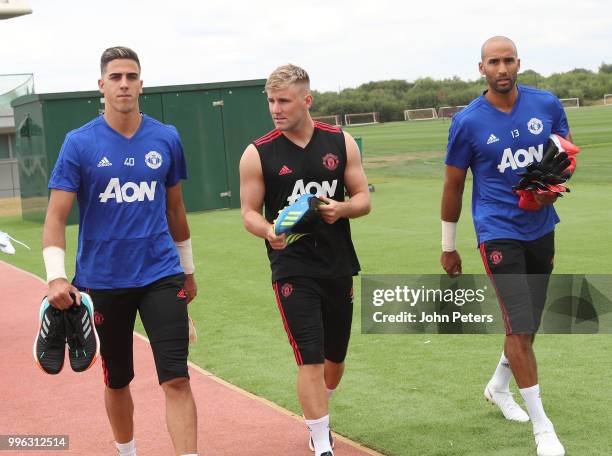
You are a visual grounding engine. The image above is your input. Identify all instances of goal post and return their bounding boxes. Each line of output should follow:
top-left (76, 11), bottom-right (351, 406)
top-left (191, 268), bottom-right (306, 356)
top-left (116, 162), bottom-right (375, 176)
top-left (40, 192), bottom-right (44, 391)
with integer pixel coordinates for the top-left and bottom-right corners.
top-left (312, 114), bottom-right (342, 126)
top-left (344, 112), bottom-right (379, 126)
top-left (559, 98), bottom-right (580, 109)
top-left (404, 107), bottom-right (438, 121)
top-left (438, 105), bottom-right (466, 119)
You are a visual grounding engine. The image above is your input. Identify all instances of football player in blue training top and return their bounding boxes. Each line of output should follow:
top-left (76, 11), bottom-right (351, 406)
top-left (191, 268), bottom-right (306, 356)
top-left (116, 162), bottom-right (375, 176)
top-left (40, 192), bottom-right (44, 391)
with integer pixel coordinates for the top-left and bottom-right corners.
top-left (41, 46), bottom-right (198, 456)
top-left (440, 36), bottom-right (574, 456)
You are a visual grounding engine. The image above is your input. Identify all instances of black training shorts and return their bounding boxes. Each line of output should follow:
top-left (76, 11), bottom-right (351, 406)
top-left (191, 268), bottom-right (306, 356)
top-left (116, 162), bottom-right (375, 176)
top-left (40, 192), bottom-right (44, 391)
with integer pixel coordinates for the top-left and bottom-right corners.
top-left (273, 276), bottom-right (353, 365)
top-left (479, 231), bottom-right (555, 335)
top-left (82, 273), bottom-right (189, 388)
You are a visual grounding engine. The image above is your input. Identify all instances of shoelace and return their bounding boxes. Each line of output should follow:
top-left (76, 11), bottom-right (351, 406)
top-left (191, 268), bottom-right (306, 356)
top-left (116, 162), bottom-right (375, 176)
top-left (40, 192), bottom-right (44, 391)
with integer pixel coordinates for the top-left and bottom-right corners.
top-left (45, 309), bottom-right (67, 349)
top-left (64, 308), bottom-right (87, 351)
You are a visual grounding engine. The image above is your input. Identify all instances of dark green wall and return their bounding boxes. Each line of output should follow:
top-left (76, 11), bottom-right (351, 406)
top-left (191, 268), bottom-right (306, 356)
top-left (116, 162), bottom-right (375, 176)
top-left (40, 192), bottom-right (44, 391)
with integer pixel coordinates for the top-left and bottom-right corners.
top-left (12, 80), bottom-right (273, 223)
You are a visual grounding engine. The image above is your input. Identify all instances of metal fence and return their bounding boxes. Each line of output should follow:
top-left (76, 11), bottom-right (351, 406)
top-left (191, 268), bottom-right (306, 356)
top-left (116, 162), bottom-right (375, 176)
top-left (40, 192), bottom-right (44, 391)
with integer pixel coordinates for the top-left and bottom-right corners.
top-left (0, 159), bottom-right (19, 197)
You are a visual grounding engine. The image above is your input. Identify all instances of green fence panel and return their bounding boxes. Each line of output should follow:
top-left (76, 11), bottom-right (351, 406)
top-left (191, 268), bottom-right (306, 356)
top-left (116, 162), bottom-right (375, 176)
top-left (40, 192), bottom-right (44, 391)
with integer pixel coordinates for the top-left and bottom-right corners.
top-left (161, 90), bottom-right (229, 212)
top-left (11, 79), bottom-right (270, 223)
top-left (220, 86), bottom-right (273, 208)
top-left (13, 93), bottom-right (101, 223)
top-left (139, 93), bottom-right (164, 121)
top-left (354, 136), bottom-right (363, 160)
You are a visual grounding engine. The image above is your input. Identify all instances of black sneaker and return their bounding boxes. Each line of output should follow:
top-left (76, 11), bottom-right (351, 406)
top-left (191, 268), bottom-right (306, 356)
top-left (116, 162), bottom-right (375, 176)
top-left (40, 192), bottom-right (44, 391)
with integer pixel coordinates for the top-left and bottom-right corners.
top-left (33, 297), bottom-right (66, 375)
top-left (64, 292), bottom-right (99, 372)
top-left (309, 431), bottom-right (334, 452)
top-left (319, 452), bottom-right (334, 456)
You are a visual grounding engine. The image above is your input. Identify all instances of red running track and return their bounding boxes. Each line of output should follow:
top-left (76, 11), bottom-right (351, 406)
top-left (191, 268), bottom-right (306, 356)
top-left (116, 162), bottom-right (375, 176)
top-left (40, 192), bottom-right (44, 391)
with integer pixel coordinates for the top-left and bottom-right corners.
top-left (0, 261), bottom-right (383, 456)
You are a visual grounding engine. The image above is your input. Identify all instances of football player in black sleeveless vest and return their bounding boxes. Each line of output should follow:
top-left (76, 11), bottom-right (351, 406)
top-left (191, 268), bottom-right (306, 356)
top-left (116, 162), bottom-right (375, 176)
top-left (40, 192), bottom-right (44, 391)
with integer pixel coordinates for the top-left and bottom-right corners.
top-left (240, 64), bottom-right (370, 456)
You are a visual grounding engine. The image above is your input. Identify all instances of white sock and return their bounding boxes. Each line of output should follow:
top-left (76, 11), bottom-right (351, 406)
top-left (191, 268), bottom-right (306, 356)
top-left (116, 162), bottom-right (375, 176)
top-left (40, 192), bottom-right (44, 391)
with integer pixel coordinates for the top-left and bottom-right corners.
top-left (327, 387), bottom-right (336, 401)
top-left (181, 454), bottom-right (198, 456)
top-left (305, 414), bottom-right (332, 455)
top-left (520, 384), bottom-right (554, 434)
top-left (489, 352), bottom-right (513, 391)
top-left (115, 439), bottom-right (136, 456)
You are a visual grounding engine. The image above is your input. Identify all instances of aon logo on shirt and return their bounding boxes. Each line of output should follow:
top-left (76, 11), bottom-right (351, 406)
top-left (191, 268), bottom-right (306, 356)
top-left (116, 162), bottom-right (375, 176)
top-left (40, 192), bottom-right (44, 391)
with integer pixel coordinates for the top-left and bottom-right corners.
top-left (99, 178), bottom-right (157, 203)
top-left (287, 179), bottom-right (338, 204)
top-left (497, 144), bottom-right (544, 173)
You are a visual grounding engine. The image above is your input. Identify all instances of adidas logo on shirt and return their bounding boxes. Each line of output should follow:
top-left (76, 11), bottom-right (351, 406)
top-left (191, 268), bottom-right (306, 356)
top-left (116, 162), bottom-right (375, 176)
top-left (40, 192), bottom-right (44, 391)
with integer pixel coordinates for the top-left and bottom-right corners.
top-left (486, 134), bottom-right (499, 145)
top-left (97, 157), bottom-right (112, 167)
top-left (279, 165), bottom-right (293, 176)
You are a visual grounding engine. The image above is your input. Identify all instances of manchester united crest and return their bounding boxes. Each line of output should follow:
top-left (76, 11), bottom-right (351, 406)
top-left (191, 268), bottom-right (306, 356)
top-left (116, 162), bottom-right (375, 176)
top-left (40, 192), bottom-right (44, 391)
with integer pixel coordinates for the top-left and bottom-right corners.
top-left (322, 153), bottom-right (339, 171)
top-left (527, 118), bottom-right (543, 135)
top-left (281, 283), bottom-right (293, 298)
top-left (490, 250), bottom-right (503, 265)
top-left (94, 310), bottom-right (104, 326)
top-left (145, 150), bottom-right (162, 169)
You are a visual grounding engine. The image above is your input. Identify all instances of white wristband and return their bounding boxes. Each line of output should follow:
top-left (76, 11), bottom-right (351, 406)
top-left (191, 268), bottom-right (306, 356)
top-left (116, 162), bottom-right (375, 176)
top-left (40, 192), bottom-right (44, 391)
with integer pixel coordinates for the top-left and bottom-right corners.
top-left (43, 246), bottom-right (68, 283)
top-left (175, 238), bottom-right (195, 274)
top-left (441, 221), bottom-right (457, 252)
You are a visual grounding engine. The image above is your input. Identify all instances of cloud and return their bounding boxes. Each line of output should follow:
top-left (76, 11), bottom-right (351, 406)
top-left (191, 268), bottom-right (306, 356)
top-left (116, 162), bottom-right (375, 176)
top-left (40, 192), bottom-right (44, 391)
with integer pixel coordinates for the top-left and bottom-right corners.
top-left (1, 0), bottom-right (610, 94)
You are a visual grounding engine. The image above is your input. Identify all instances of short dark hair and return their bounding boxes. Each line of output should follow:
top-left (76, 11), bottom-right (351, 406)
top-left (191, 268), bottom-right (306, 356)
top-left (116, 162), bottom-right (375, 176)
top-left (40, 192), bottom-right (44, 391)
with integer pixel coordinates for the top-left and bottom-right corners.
top-left (100, 46), bottom-right (141, 74)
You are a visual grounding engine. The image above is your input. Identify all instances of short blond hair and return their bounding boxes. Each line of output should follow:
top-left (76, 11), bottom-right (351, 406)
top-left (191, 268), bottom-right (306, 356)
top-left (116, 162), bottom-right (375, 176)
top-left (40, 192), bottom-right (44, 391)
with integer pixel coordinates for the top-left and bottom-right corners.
top-left (265, 64), bottom-right (310, 92)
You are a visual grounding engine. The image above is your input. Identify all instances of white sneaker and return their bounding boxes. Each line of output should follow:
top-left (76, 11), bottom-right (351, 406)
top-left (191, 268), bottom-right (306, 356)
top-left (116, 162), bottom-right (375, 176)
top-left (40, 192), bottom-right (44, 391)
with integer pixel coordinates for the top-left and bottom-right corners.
top-left (535, 429), bottom-right (565, 456)
top-left (0, 231), bottom-right (30, 255)
top-left (0, 231), bottom-right (16, 254)
top-left (484, 382), bottom-right (530, 422)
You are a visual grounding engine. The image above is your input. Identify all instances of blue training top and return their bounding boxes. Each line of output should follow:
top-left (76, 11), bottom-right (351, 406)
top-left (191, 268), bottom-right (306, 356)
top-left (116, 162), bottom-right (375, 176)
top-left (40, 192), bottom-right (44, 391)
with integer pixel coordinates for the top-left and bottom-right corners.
top-left (445, 85), bottom-right (570, 244)
top-left (48, 114), bottom-right (187, 289)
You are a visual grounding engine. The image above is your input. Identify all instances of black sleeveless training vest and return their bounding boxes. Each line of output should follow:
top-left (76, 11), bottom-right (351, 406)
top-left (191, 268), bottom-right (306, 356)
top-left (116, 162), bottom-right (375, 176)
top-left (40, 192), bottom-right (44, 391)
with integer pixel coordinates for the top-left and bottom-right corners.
top-left (253, 121), bottom-right (361, 281)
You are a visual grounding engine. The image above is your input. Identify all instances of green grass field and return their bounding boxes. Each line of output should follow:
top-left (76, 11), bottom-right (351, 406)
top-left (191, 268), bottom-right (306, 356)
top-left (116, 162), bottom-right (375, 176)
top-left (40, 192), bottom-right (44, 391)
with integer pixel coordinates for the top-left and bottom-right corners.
top-left (2, 106), bottom-right (611, 455)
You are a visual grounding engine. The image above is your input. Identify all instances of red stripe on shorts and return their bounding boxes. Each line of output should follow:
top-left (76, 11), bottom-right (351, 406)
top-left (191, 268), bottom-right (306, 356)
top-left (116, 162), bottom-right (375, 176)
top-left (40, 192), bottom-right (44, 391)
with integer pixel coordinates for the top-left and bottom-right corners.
top-left (479, 243), bottom-right (513, 334)
top-left (273, 281), bottom-right (303, 365)
top-left (100, 355), bottom-right (109, 386)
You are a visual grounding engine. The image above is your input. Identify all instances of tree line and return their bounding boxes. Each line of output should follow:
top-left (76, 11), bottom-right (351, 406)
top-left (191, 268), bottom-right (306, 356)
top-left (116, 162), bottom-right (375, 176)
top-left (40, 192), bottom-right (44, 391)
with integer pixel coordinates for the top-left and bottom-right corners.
top-left (311, 64), bottom-right (612, 122)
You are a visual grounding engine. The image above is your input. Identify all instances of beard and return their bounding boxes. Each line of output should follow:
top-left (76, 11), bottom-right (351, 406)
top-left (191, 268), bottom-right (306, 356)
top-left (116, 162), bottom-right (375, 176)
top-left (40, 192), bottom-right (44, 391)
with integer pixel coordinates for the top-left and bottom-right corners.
top-left (487, 75), bottom-right (517, 94)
